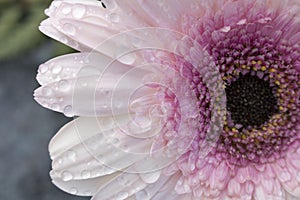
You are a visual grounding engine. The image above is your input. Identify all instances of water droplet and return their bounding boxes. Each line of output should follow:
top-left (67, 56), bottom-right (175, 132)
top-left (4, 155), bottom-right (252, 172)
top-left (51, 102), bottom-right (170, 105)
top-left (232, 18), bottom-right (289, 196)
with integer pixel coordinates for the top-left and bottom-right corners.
top-left (51, 103), bottom-right (59, 110)
top-left (101, 117), bottom-right (114, 127)
top-left (83, 190), bottom-right (92, 196)
top-left (122, 144), bottom-right (129, 152)
top-left (63, 105), bottom-right (74, 117)
top-left (132, 37), bottom-right (142, 47)
top-left (39, 64), bottom-right (48, 73)
top-left (58, 158), bottom-right (63, 164)
top-left (163, 5), bottom-right (169, 11)
top-left (58, 80), bottom-right (71, 91)
top-left (237, 19), bottom-right (247, 25)
top-left (62, 171), bottom-right (73, 181)
top-left (52, 1), bottom-right (62, 7)
top-left (81, 82), bottom-right (88, 87)
top-left (117, 176), bottom-right (130, 186)
top-left (139, 170), bottom-right (161, 184)
top-left (58, 35), bottom-right (68, 44)
top-left (63, 23), bottom-right (76, 36)
top-left (66, 150), bottom-right (76, 162)
top-left (116, 192), bottom-right (129, 200)
top-left (62, 6), bottom-right (71, 14)
top-left (111, 138), bottom-right (119, 144)
top-left (109, 13), bottom-right (120, 23)
top-left (118, 54), bottom-right (136, 65)
top-left (78, 66), bottom-right (100, 76)
top-left (68, 40), bottom-right (79, 49)
top-left (72, 5), bottom-right (86, 19)
top-left (70, 187), bottom-right (78, 195)
top-left (94, 151), bottom-right (103, 160)
top-left (42, 86), bottom-right (53, 96)
top-left (81, 170), bottom-right (91, 179)
top-left (135, 115), bottom-right (152, 130)
top-left (114, 102), bottom-right (123, 109)
top-left (44, 8), bottom-right (51, 15)
top-left (135, 190), bottom-right (149, 200)
top-left (220, 26), bottom-right (231, 33)
top-left (156, 0), bottom-right (163, 6)
top-left (103, 166), bottom-right (115, 174)
top-left (102, 0), bottom-right (116, 10)
top-left (51, 65), bottom-right (62, 74)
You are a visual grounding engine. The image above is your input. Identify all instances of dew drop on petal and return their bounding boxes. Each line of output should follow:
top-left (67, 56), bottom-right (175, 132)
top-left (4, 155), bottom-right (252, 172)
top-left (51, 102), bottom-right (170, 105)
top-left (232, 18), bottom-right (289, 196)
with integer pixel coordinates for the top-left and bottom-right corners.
top-left (109, 13), bottom-right (120, 23)
top-left (101, 117), bottom-right (114, 127)
top-left (103, 166), bottom-right (115, 174)
top-left (51, 65), bottom-right (62, 74)
top-left (42, 86), bottom-right (53, 96)
top-left (58, 80), bottom-right (71, 91)
top-left (221, 26), bottom-right (231, 33)
top-left (69, 187), bottom-right (78, 195)
top-left (60, 36), bottom-right (68, 44)
top-left (139, 170), bottom-right (161, 184)
top-left (102, 0), bottom-right (116, 10)
top-left (111, 138), bottom-right (120, 144)
top-left (39, 64), bottom-right (48, 73)
top-left (63, 105), bottom-right (74, 117)
top-left (237, 19), bottom-right (247, 25)
top-left (58, 158), bottom-right (63, 164)
top-left (122, 144), bottom-right (129, 152)
top-left (163, 5), bottom-right (169, 12)
top-left (51, 103), bottom-right (59, 110)
top-left (62, 171), bottom-right (73, 181)
top-left (135, 190), bottom-right (149, 200)
top-left (78, 66), bottom-right (100, 76)
top-left (132, 37), bottom-right (142, 47)
top-left (63, 23), bottom-right (76, 36)
top-left (83, 191), bottom-right (92, 196)
top-left (66, 150), bottom-right (76, 162)
top-left (81, 170), bottom-right (91, 179)
top-left (72, 5), bottom-right (86, 19)
top-left (62, 5), bottom-right (71, 15)
top-left (116, 192), bottom-right (129, 200)
top-left (118, 176), bottom-right (130, 186)
top-left (117, 53), bottom-right (136, 65)
top-left (52, 1), bottom-right (62, 7)
top-left (44, 8), bottom-right (51, 16)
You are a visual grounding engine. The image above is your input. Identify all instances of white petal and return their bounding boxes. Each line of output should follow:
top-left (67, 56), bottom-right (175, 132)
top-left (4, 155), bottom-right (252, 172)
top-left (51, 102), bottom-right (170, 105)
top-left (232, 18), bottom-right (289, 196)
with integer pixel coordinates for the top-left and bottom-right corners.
top-left (37, 52), bottom-right (133, 86)
top-left (39, 18), bottom-right (89, 51)
top-left (51, 171), bottom-right (121, 196)
top-left (151, 173), bottom-right (191, 200)
top-left (253, 178), bottom-right (285, 200)
top-left (49, 116), bottom-right (121, 159)
top-left (286, 191), bottom-right (300, 200)
top-left (91, 172), bottom-right (148, 200)
top-left (34, 64), bottom-right (152, 117)
top-left (42, 0), bottom-right (204, 48)
top-left (133, 174), bottom-right (176, 200)
top-left (42, 0), bottom-right (198, 61)
top-left (130, 0), bottom-right (203, 30)
top-left (49, 116), bottom-right (156, 180)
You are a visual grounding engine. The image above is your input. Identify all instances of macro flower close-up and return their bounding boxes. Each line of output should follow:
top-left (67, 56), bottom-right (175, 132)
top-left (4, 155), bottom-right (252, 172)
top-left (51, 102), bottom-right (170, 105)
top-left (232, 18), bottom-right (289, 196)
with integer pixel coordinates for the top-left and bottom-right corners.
top-left (34, 0), bottom-right (300, 199)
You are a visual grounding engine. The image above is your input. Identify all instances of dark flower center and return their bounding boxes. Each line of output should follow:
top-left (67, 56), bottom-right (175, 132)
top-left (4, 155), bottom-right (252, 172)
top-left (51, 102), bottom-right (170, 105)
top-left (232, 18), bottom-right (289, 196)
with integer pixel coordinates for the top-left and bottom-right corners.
top-left (202, 19), bottom-right (300, 165)
top-left (226, 74), bottom-right (279, 129)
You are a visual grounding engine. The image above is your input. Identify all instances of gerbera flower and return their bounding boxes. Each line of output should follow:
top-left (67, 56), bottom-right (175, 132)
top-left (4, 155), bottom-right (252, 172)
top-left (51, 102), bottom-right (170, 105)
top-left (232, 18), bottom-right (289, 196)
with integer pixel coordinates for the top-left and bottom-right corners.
top-left (34, 0), bottom-right (300, 199)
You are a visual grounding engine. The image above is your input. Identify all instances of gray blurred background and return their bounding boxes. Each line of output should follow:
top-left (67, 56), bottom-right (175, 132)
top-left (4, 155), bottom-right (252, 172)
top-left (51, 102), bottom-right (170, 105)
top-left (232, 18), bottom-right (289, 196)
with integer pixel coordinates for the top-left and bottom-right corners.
top-left (0, 1), bottom-right (88, 199)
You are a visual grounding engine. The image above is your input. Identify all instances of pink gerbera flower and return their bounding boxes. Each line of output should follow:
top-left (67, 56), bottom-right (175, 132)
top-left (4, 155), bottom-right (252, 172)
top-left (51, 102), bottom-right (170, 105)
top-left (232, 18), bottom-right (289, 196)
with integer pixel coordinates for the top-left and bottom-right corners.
top-left (34, 0), bottom-right (300, 199)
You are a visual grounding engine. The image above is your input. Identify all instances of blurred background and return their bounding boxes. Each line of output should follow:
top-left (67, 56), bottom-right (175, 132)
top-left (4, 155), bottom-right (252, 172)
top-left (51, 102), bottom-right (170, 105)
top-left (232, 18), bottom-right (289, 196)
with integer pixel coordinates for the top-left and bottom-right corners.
top-left (0, 0), bottom-right (88, 199)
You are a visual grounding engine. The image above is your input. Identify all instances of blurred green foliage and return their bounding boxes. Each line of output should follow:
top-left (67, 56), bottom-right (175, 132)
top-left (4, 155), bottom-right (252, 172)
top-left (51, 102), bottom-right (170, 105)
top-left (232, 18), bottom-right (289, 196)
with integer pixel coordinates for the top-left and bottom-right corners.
top-left (0, 0), bottom-right (74, 60)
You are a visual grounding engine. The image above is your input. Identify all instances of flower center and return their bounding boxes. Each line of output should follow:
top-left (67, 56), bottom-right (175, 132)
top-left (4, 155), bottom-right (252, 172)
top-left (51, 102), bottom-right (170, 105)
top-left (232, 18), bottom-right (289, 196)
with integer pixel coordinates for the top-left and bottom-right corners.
top-left (226, 73), bottom-right (278, 129)
top-left (199, 20), bottom-right (300, 165)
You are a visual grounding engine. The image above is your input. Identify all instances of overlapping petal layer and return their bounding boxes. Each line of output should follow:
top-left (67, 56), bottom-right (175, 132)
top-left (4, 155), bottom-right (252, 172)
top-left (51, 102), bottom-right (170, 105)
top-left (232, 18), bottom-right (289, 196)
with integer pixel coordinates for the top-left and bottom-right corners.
top-left (35, 0), bottom-right (300, 199)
